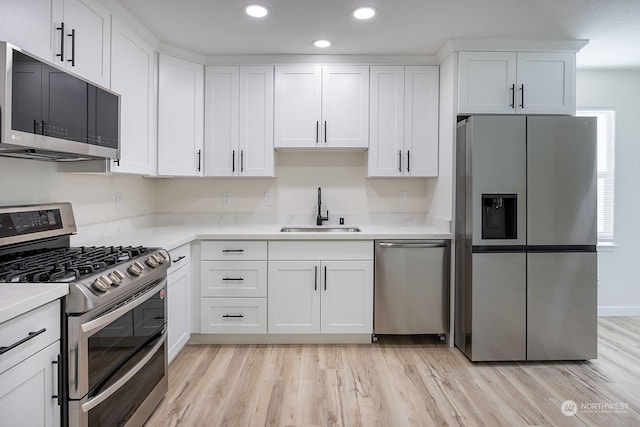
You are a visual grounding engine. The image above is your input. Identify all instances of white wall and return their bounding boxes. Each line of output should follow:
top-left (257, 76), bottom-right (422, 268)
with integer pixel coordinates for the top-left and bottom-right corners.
top-left (577, 69), bottom-right (640, 316)
top-left (0, 157), bottom-right (155, 226)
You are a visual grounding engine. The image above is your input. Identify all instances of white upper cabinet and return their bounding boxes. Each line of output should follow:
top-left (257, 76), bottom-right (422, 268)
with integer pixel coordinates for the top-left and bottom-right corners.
top-left (0, 0), bottom-right (110, 87)
top-left (109, 18), bottom-right (155, 175)
top-left (158, 54), bottom-right (204, 177)
top-left (275, 65), bottom-right (369, 148)
top-left (204, 65), bottom-right (274, 177)
top-left (458, 51), bottom-right (575, 115)
top-left (368, 65), bottom-right (438, 177)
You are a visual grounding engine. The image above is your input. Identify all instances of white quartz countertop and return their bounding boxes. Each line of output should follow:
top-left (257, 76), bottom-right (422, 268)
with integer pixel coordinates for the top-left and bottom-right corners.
top-left (0, 284), bottom-right (68, 324)
top-left (75, 223), bottom-right (452, 251)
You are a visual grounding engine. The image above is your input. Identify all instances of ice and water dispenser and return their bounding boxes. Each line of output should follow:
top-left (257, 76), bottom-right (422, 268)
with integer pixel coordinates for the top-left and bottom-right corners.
top-left (481, 194), bottom-right (517, 239)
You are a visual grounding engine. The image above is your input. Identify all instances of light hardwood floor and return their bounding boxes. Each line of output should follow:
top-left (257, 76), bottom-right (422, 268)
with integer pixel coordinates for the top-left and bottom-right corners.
top-left (146, 318), bottom-right (640, 426)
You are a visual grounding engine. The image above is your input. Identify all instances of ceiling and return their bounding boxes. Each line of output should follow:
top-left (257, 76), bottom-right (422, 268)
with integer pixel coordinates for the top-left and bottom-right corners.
top-left (119, 0), bottom-right (640, 69)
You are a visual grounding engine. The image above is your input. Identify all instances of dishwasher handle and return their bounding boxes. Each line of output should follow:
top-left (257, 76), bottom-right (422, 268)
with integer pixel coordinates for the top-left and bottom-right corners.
top-left (377, 242), bottom-right (448, 249)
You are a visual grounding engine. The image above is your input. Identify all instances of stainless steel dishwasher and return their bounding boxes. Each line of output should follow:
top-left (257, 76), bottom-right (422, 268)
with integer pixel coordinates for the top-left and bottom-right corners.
top-left (374, 240), bottom-right (450, 335)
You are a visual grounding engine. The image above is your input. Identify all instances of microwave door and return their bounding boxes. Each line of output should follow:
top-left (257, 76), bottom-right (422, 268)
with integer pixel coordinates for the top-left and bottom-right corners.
top-left (11, 61), bottom-right (43, 134)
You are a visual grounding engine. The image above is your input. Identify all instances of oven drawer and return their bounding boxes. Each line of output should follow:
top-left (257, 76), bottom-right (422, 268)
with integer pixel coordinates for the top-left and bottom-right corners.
top-left (0, 301), bottom-right (60, 375)
top-left (168, 244), bottom-right (191, 275)
top-left (201, 241), bottom-right (267, 261)
top-left (200, 298), bottom-right (267, 334)
top-left (201, 261), bottom-right (267, 297)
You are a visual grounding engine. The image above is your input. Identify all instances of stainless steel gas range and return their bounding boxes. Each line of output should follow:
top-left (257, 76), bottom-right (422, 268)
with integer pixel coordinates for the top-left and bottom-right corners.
top-left (0, 203), bottom-right (170, 426)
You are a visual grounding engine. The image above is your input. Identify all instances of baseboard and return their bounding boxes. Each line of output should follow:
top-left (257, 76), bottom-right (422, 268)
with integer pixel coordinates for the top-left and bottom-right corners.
top-left (188, 333), bottom-right (373, 345)
top-left (598, 306), bottom-right (640, 316)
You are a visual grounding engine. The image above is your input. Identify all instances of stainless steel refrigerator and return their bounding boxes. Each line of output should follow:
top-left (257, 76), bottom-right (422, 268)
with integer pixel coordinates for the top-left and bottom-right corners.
top-left (455, 115), bottom-right (597, 362)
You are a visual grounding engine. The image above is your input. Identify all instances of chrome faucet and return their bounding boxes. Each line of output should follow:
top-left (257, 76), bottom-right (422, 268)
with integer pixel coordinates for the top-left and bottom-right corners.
top-left (316, 187), bottom-right (329, 226)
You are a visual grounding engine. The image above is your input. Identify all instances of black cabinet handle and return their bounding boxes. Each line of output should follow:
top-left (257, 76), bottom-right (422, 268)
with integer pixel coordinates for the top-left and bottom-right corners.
top-left (398, 150), bottom-right (402, 172)
top-left (114, 158), bottom-right (120, 166)
top-left (56, 23), bottom-right (65, 61)
top-left (41, 120), bottom-right (46, 135)
top-left (222, 314), bottom-right (244, 318)
top-left (52, 354), bottom-right (62, 406)
top-left (314, 265), bottom-right (318, 291)
top-left (324, 121), bottom-right (327, 143)
top-left (174, 255), bottom-right (186, 263)
top-left (510, 83), bottom-right (515, 108)
top-left (407, 150), bottom-right (410, 173)
top-left (232, 149), bottom-right (235, 172)
top-left (222, 249), bottom-right (244, 253)
top-left (222, 277), bottom-right (244, 281)
top-left (240, 150), bottom-right (244, 172)
top-left (0, 328), bottom-right (46, 355)
top-left (197, 149), bottom-right (202, 172)
top-left (316, 121), bottom-right (319, 143)
top-left (520, 84), bottom-right (524, 108)
top-left (324, 265), bottom-right (327, 291)
top-left (67, 28), bottom-right (76, 66)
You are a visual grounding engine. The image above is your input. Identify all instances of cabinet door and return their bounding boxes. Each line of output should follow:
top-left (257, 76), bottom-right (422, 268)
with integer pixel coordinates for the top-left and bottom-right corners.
top-left (321, 261), bottom-right (373, 334)
top-left (168, 264), bottom-right (191, 363)
top-left (516, 52), bottom-right (575, 115)
top-left (158, 54), bottom-right (204, 176)
top-left (268, 261), bottom-right (320, 333)
top-left (368, 66), bottom-right (404, 177)
top-left (404, 66), bottom-right (439, 177)
top-left (0, 342), bottom-right (60, 427)
top-left (458, 51), bottom-right (517, 114)
top-left (204, 66), bottom-right (239, 177)
top-left (322, 66), bottom-right (369, 148)
top-left (0, 0), bottom-right (61, 62)
top-left (60, 0), bottom-right (111, 87)
top-left (274, 65), bottom-right (322, 148)
top-left (110, 18), bottom-right (155, 175)
top-left (239, 65), bottom-right (274, 176)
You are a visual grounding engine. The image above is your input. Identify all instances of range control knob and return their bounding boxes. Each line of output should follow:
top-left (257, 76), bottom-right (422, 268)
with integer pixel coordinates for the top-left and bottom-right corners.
top-left (156, 250), bottom-right (170, 264)
top-left (145, 254), bottom-right (159, 268)
top-left (92, 275), bottom-right (113, 293)
top-left (127, 261), bottom-right (145, 277)
top-left (108, 270), bottom-right (125, 286)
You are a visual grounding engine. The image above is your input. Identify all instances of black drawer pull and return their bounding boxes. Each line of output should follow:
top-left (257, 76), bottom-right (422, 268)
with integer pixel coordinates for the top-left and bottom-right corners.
top-left (222, 314), bottom-right (245, 318)
top-left (0, 328), bottom-right (46, 355)
top-left (174, 255), bottom-right (186, 263)
top-left (222, 277), bottom-right (244, 281)
top-left (222, 249), bottom-right (244, 253)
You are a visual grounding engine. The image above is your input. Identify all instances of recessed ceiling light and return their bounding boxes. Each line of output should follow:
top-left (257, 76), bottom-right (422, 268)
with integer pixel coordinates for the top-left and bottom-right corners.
top-left (313, 40), bottom-right (331, 48)
top-left (353, 7), bottom-right (376, 20)
top-left (245, 4), bottom-right (268, 18)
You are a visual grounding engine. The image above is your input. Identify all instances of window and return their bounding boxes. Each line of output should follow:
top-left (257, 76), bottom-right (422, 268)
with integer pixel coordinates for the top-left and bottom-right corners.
top-left (577, 109), bottom-right (615, 243)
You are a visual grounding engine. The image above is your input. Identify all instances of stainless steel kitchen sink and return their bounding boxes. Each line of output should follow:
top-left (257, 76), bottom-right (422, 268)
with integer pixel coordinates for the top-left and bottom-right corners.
top-left (280, 226), bottom-right (361, 233)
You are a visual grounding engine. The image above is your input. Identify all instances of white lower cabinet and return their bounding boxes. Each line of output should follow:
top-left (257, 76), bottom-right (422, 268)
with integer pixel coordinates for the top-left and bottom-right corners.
top-left (200, 241), bottom-right (268, 334)
top-left (268, 241), bottom-right (373, 334)
top-left (0, 301), bottom-right (61, 427)
top-left (167, 244), bottom-right (191, 363)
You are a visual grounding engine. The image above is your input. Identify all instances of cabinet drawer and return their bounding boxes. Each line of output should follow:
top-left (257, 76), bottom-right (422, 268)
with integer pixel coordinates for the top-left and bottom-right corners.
top-left (201, 241), bottom-right (267, 260)
top-left (200, 298), bottom-right (267, 334)
top-left (168, 244), bottom-right (191, 274)
top-left (0, 301), bottom-right (60, 375)
top-left (201, 261), bottom-right (267, 297)
top-left (269, 241), bottom-right (373, 261)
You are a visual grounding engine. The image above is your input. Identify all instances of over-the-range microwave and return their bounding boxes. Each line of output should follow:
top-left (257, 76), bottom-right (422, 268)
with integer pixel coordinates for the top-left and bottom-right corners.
top-left (0, 41), bottom-right (120, 161)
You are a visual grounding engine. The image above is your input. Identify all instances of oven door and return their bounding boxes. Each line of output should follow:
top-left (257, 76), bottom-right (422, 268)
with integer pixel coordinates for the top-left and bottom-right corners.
top-left (67, 279), bottom-right (168, 427)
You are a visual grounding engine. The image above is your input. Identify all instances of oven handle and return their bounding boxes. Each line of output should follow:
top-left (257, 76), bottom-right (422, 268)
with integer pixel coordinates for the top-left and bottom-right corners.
top-left (81, 279), bottom-right (166, 336)
top-left (81, 330), bottom-right (166, 413)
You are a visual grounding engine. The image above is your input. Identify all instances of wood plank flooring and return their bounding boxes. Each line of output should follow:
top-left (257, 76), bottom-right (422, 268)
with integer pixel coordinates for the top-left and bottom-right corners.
top-left (145, 317), bottom-right (640, 426)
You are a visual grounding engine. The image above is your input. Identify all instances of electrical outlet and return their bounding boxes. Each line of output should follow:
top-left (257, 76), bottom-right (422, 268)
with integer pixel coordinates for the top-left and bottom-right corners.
top-left (223, 192), bottom-right (231, 205)
top-left (400, 191), bottom-right (408, 205)
top-left (115, 193), bottom-right (123, 209)
top-left (264, 192), bottom-right (273, 206)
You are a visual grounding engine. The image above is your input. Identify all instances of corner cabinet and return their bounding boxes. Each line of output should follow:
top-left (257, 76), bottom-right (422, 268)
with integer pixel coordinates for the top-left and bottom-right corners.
top-left (368, 66), bottom-right (439, 177)
top-left (158, 54), bottom-right (204, 176)
top-left (204, 66), bottom-right (274, 177)
top-left (167, 244), bottom-right (191, 363)
top-left (109, 18), bottom-right (156, 175)
top-left (274, 65), bottom-right (369, 149)
top-left (268, 241), bottom-right (373, 334)
top-left (458, 51), bottom-right (575, 115)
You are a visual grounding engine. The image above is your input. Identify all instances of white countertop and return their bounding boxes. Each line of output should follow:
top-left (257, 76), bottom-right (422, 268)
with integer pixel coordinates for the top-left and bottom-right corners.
top-left (75, 223), bottom-right (452, 250)
top-left (0, 284), bottom-right (68, 324)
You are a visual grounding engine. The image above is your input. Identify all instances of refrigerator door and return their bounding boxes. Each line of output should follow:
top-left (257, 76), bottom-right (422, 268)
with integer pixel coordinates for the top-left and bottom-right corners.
top-left (527, 252), bottom-right (597, 360)
top-left (526, 116), bottom-right (597, 246)
top-left (470, 252), bottom-right (526, 361)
